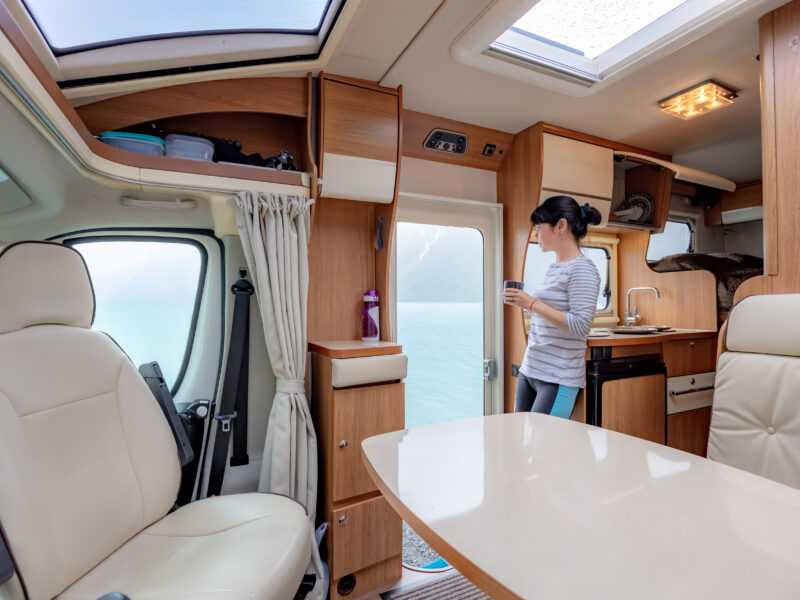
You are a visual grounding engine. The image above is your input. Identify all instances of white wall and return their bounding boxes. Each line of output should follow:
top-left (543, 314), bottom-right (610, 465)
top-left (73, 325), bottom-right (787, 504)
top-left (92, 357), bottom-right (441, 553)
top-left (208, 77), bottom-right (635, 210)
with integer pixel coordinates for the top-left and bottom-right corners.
top-left (723, 220), bottom-right (764, 257)
top-left (399, 156), bottom-right (497, 202)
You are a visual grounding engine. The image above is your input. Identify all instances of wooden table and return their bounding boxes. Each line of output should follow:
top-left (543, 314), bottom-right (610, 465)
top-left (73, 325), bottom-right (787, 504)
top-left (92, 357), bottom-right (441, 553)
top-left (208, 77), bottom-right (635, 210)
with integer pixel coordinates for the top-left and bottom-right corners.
top-left (362, 413), bottom-right (800, 599)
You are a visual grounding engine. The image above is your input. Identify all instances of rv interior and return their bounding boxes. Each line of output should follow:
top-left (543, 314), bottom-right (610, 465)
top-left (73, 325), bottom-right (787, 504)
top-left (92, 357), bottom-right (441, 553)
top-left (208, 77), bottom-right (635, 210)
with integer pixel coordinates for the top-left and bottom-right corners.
top-left (0, 0), bottom-right (799, 598)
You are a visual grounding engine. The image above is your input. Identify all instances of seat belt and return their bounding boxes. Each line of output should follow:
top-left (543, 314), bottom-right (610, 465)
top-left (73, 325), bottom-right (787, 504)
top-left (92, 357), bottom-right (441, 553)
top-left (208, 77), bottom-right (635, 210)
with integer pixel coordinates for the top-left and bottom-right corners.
top-left (0, 524), bottom-right (13, 584)
top-left (207, 272), bottom-right (255, 496)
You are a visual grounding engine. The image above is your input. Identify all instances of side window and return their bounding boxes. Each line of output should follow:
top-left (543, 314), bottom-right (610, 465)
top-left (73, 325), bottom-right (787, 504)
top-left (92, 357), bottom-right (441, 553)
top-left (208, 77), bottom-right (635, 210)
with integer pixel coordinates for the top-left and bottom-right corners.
top-left (524, 243), bottom-right (610, 311)
top-left (69, 238), bottom-right (206, 391)
top-left (647, 219), bottom-right (695, 261)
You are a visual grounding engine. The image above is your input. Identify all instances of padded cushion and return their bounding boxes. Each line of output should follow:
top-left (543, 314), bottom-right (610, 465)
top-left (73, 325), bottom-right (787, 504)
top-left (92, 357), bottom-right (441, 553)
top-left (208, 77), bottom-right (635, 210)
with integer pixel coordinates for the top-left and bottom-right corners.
top-left (0, 325), bottom-right (181, 599)
top-left (0, 241), bottom-right (94, 334)
top-left (57, 493), bottom-right (311, 600)
top-left (726, 293), bottom-right (800, 356)
top-left (331, 353), bottom-right (408, 388)
top-left (708, 352), bottom-right (800, 490)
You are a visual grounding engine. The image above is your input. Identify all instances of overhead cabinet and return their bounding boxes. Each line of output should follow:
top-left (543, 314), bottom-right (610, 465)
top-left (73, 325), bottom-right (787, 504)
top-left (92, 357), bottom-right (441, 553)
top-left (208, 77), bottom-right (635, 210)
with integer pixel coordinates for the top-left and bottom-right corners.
top-left (319, 74), bottom-right (401, 204)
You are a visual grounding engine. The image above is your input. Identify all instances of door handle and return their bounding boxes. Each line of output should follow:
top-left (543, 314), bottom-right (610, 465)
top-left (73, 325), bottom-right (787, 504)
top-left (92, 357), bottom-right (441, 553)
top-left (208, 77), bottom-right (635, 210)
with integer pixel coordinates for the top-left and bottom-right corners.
top-left (483, 359), bottom-right (496, 382)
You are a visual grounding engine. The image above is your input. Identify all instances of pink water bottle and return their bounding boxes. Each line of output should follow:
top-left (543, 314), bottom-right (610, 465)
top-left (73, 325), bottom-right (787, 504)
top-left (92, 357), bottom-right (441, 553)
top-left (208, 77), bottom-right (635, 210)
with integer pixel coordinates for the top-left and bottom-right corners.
top-left (361, 289), bottom-right (380, 342)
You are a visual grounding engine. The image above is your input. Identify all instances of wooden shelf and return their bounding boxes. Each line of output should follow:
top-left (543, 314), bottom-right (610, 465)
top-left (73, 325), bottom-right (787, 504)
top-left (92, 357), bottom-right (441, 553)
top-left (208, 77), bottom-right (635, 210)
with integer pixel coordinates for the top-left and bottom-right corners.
top-left (76, 76), bottom-right (316, 187)
top-left (309, 340), bottom-right (402, 359)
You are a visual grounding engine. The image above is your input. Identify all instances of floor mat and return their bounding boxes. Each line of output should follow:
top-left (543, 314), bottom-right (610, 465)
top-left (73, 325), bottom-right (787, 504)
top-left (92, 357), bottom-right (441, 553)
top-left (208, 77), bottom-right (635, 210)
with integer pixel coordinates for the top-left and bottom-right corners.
top-left (379, 573), bottom-right (489, 599)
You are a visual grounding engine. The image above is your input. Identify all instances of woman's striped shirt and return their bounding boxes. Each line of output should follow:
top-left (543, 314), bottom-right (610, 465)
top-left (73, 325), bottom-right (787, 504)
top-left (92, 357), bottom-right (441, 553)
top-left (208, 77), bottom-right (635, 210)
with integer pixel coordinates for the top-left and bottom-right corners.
top-left (520, 255), bottom-right (600, 388)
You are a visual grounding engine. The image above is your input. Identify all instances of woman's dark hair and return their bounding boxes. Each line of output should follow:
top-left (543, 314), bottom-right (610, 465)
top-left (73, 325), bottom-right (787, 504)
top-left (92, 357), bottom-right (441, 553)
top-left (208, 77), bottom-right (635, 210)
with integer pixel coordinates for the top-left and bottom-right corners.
top-left (531, 195), bottom-right (602, 241)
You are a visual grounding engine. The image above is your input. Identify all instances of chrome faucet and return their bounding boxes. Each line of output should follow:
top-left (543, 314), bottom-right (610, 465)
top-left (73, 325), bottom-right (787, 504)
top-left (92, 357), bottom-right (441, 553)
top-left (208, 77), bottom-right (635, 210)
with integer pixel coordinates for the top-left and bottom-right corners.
top-left (624, 287), bottom-right (660, 326)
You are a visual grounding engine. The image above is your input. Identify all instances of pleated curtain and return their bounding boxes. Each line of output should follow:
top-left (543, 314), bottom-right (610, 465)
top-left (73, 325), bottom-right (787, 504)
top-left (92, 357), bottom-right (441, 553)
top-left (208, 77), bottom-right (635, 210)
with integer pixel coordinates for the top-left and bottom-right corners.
top-left (233, 190), bottom-right (323, 600)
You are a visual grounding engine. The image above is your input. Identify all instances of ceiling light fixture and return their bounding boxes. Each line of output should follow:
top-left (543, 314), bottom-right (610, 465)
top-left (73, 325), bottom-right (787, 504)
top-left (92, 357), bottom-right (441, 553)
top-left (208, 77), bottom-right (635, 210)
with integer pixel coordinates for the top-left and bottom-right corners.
top-left (658, 80), bottom-right (737, 120)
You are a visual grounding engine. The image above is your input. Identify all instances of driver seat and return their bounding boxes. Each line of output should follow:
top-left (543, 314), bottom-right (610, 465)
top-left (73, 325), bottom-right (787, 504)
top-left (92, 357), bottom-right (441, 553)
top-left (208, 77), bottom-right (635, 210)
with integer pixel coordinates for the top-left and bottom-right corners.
top-left (0, 241), bottom-right (310, 599)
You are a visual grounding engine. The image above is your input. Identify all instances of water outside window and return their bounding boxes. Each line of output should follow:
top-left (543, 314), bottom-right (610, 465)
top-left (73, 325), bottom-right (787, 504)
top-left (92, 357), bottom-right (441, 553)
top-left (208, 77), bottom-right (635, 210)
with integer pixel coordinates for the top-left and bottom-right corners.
top-left (397, 223), bottom-right (485, 429)
top-left (71, 240), bottom-right (203, 391)
top-left (396, 222), bottom-right (484, 569)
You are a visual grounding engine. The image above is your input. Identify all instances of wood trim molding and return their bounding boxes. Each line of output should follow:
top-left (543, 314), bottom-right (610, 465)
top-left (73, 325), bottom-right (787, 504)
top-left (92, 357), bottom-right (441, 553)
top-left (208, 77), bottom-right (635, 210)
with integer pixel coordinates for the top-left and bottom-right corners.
top-left (402, 110), bottom-right (513, 171)
top-left (540, 123), bottom-right (672, 161)
top-left (321, 72), bottom-right (401, 96)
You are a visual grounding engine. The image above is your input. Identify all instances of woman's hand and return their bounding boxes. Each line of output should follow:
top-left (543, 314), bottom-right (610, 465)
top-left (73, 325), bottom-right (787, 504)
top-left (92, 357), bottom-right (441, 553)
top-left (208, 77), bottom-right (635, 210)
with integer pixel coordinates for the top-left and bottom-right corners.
top-left (503, 288), bottom-right (535, 310)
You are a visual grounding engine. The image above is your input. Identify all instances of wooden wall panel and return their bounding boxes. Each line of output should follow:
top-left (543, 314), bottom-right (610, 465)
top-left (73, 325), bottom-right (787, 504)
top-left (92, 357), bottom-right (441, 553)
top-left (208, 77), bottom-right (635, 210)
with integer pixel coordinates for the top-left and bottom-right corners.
top-left (616, 230), bottom-right (717, 330)
top-left (736, 3), bottom-right (800, 300)
top-left (402, 110), bottom-right (513, 171)
top-left (497, 123), bottom-right (544, 412)
top-left (308, 198), bottom-right (376, 342)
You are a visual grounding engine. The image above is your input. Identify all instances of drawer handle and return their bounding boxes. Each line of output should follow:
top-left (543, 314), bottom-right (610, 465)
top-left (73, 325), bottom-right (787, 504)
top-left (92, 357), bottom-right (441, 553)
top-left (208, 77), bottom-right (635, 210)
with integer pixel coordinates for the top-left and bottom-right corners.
top-left (339, 515), bottom-right (347, 527)
top-left (689, 341), bottom-right (696, 347)
top-left (338, 440), bottom-right (348, 450)
top-left (670, 386), bottom-right (714, 397)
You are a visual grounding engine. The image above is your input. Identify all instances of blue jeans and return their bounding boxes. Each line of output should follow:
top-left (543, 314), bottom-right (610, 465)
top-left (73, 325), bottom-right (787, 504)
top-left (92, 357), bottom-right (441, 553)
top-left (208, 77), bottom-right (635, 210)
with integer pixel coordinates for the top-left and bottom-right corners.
top-left (515, 374), bottom-right (579, 419)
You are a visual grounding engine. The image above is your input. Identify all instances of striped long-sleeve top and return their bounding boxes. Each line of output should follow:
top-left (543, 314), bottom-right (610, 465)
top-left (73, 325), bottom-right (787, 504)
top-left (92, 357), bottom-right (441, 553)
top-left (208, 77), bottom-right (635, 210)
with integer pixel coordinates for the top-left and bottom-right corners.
top-left (520, 255), bottom-right (600, 388)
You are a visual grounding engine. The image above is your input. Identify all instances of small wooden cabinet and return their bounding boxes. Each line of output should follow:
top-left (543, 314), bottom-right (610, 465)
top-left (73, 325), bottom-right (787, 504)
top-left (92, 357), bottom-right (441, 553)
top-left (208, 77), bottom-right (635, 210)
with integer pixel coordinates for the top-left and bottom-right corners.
top-left (602, 374), bottom-right (666, 444)
top-left (667, 406), bottom-right (712, 456)
top-left (310, 342), bottom-right (406, 600)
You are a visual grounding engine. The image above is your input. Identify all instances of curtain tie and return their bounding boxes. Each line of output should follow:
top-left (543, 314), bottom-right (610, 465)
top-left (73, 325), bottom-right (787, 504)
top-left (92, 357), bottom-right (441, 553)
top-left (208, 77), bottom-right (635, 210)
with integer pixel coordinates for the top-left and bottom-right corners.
top-left (277, 379), bottom-right (306, 394)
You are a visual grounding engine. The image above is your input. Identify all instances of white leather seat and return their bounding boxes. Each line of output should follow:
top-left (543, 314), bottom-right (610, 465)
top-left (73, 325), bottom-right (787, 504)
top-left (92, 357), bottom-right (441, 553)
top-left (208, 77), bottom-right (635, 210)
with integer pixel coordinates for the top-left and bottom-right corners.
top-left (707, 294), bottom-right (800, 490)
top-left (0, 241), bottom-right (310, 600)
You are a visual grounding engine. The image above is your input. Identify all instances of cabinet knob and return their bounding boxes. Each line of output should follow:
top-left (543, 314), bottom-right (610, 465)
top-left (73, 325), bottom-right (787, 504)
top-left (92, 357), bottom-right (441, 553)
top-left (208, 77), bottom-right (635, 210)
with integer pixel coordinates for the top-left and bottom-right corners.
top-left (339, 515), bottom-right (347, 527)
top-left (338, 440), bottom-right (348, 450)
top-left (689, 340), bottom-right (696, 347)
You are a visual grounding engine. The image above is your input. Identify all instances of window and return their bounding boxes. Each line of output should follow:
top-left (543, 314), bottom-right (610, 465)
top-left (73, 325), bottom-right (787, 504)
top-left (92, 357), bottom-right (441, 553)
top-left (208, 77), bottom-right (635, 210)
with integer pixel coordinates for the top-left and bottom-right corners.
top-left (68, 238), bottom-right (206, 392)
top-left (647, 219), bottom-right (694, 261)
top-left (523, 232), bottom-right (620, 329)
top-left (524, 243), bottom-right (610, 311)
top-left (488, 0), bottom-right (735, 85)
top-left (23, 0), bottom-right (334, 53)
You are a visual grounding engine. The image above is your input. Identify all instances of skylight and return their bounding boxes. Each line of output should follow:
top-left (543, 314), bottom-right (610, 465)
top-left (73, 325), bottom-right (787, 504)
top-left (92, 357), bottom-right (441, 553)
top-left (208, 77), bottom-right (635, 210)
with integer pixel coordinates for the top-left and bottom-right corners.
top-left (23, 0), bottom-right (332, 53)
top-left (488, 0), bottom-right (730, 86)
top-left (511, 0), bottom-right (687, 60)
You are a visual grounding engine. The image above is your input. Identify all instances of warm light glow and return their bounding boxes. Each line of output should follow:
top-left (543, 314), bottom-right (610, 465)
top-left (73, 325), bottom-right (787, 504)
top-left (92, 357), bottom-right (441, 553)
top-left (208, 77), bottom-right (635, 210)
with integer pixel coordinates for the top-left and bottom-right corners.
top-left (658, 80), bottom-right (736, 120)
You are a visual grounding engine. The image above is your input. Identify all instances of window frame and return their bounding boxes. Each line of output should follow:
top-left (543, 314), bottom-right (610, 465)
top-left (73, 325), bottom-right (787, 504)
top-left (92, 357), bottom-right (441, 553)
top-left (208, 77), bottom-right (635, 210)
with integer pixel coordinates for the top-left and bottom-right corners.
top-left (525, 230), bottom-right (620, 327)
top-left (22, 0), bottom-right (337, 55)
top-left (647, 217), bottom-right (696, 261)
top-left (64, 234), bottom-right (208, 395)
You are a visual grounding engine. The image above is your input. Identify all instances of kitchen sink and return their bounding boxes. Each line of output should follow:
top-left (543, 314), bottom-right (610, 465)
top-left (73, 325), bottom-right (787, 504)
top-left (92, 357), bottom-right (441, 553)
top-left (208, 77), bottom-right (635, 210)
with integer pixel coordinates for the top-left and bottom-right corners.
top-left (611, 326), bottom-right (673, 334)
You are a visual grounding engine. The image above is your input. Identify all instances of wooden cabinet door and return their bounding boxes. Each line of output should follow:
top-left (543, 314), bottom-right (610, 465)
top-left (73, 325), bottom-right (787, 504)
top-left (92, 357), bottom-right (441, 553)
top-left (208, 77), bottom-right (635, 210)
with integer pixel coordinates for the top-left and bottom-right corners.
top-left (329, 495), bottom-right (402, 580)
top-left (667, 407), bottom-right (712, 457)
top-left (602, 374), bottom-right (666, 444)
top-left (331, 383), bottom-right (404, 502)
top-left (663, 339), bottom-right (717, 376)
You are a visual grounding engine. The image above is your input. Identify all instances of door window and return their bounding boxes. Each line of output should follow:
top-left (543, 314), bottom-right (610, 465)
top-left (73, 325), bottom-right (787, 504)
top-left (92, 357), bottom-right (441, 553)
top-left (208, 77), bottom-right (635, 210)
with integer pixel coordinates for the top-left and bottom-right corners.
top-left (69, 238), bottom-right (205, 391)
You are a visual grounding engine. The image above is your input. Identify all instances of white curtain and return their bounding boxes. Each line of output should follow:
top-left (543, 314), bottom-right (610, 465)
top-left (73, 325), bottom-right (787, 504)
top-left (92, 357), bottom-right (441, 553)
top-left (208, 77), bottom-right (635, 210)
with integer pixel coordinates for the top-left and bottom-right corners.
top-left (233, 190), bottom-right (324, 600)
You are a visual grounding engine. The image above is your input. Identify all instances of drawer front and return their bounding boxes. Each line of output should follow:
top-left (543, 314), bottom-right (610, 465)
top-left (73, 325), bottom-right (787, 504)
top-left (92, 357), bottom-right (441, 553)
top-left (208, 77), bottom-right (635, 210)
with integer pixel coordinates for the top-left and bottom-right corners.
top-left (667, 407), bottom-right (712, 457)
top-left (663, 338), bottom-right (717, 377)
top-left (331, 383), bottom-right (404, 502)
top-left (667, 372), bottom-right (715, 415)
top-left (330, 495), bottom-right (402, 580)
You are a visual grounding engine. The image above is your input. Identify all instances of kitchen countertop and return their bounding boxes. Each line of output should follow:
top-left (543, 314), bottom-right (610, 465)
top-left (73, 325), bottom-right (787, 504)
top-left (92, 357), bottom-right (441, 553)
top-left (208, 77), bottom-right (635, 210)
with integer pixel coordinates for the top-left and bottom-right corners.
top-left (586, 328), bottom-right (717, 347)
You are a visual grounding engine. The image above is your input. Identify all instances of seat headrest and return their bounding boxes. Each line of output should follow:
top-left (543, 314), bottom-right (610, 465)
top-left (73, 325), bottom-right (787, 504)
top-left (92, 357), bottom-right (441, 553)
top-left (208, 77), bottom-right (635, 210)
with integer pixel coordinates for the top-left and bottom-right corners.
top-left (0, 241), bottom-right (94, 334)
top-left (726, 294), bottom-right (800, 357)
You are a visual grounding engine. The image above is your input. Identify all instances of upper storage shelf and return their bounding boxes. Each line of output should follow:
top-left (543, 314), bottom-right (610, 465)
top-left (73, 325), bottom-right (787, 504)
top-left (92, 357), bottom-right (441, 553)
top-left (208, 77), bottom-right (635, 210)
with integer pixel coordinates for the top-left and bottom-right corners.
top-left (75, 76), bottom-right (316, 188)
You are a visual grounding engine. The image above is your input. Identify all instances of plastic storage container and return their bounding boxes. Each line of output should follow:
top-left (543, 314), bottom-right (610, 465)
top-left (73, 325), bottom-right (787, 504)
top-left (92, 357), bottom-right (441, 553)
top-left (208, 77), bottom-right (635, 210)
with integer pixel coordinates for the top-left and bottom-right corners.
top-left (100, 131), bottom-right (165, 156)
top-left (165, 134), bottom-right (214, 162)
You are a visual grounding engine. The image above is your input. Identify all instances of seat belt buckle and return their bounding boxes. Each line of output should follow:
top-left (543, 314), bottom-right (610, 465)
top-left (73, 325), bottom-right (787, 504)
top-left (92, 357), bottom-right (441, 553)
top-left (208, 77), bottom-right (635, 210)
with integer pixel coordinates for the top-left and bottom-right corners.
top-left (215, 411), bottom-right (238, 433)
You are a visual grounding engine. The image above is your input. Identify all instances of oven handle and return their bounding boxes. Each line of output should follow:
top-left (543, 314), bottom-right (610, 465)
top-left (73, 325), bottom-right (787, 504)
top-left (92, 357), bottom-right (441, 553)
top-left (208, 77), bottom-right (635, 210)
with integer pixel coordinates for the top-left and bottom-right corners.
top-left (669, 386), bottom-right (714, 397)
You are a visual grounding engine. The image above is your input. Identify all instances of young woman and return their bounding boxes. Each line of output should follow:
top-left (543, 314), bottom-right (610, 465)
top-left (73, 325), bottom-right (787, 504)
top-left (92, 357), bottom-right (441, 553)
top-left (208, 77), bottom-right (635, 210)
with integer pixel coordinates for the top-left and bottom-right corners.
top-left (503, 195), bottom-right (602, 418)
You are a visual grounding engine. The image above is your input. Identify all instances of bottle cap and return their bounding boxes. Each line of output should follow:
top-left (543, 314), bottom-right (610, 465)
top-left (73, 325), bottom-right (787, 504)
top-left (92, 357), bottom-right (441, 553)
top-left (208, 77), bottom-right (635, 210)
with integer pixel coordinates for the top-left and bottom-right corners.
top-left (363, 289), bottom-right (379, 302)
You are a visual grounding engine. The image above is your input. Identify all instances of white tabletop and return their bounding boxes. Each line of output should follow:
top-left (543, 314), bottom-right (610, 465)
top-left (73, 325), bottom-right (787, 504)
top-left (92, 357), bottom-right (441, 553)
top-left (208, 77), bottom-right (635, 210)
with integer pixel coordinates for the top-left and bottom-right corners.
top-left (362, 413), bottom-right (800, 599)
